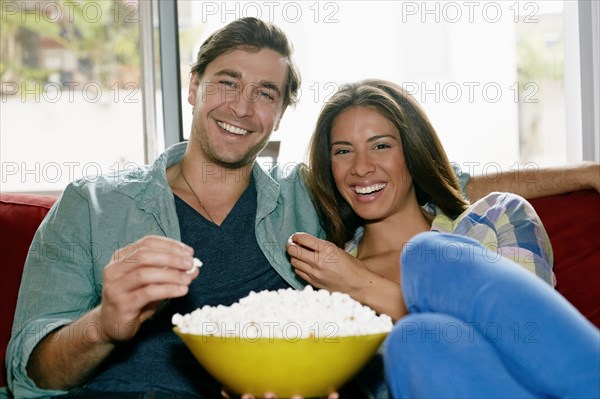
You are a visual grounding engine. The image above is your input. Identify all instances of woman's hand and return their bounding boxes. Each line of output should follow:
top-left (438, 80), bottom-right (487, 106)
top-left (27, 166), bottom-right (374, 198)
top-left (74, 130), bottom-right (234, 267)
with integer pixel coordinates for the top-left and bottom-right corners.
top-left (287, 233), bottom-right (408, 320)
top-left (286, 232), bottom-right (369, 296)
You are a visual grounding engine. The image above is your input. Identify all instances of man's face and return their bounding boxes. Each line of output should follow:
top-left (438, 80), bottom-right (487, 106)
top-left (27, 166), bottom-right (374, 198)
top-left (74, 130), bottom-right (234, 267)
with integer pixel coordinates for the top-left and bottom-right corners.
top-left (188, 48), bottom-right (288, 169)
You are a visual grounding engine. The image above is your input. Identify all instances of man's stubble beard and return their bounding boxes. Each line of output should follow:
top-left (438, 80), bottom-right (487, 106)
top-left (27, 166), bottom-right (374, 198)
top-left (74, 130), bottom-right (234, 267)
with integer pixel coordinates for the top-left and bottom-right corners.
top-left (197, 131), bottom-right (271, 170)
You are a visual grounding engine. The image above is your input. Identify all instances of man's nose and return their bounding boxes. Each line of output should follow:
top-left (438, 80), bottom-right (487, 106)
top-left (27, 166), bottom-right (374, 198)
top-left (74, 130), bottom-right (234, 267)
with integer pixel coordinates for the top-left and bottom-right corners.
top-left (228, 87), bottom-right (254, 118)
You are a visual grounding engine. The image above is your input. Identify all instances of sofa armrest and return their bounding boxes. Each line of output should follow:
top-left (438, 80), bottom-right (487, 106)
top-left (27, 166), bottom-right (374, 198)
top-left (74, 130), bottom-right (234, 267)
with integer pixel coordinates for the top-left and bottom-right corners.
top-left (528, 190), bottom-right (600, 328)
top-left (0, 193), bottom-right (58, 388)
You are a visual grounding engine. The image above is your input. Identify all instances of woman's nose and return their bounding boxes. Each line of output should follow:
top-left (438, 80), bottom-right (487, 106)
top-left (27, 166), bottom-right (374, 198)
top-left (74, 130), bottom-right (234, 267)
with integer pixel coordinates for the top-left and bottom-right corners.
top-left (351, 151), bottom-right (375, 177)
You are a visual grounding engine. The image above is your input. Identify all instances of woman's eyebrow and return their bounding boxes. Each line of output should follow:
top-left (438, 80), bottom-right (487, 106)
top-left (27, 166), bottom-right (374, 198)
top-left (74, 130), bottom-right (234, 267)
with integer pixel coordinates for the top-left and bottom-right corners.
top-left (331, 134), bottom-right (397, 147)
top-left (367, 134), bottom-right (397, 142)
top-left (330, 140), bottom-right (352, 146)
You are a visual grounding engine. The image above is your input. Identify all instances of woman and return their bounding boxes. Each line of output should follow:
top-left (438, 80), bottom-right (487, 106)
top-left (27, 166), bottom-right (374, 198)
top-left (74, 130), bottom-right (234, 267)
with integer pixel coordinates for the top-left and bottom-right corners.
top-left (286, 80), bottom-right (599, 398)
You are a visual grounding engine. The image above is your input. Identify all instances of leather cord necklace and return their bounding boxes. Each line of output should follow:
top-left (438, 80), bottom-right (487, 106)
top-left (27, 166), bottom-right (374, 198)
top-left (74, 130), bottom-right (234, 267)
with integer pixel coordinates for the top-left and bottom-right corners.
top-left (179, 162), bottom-right (216, 224)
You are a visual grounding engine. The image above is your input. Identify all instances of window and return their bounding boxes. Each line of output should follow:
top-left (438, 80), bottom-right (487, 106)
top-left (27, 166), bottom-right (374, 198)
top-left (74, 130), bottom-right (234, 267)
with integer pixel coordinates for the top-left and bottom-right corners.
top-left (1, 0), bottom-right (145, 192)
top-left (1, 1), bottom-right (595, 193)
top-left (175, 0), bottom-right (572, 176)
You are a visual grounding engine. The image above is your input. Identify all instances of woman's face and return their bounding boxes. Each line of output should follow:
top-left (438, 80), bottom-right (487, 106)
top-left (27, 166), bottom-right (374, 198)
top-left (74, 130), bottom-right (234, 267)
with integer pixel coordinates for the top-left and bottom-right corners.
top-left (330, 107), bottom-right (418, 221)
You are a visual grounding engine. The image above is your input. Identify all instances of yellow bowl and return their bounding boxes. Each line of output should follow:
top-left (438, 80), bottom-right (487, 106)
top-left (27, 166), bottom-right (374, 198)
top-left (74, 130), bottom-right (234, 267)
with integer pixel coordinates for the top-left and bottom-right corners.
top-left (174, 327), bottom-right (387, 397)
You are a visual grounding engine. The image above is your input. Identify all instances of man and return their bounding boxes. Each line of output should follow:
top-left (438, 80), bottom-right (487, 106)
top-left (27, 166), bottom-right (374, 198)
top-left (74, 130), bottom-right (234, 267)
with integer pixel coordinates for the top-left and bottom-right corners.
top-left (7, 17), bottom-right (599, 399)
top-left (8, 17), bottom-right (317, 399)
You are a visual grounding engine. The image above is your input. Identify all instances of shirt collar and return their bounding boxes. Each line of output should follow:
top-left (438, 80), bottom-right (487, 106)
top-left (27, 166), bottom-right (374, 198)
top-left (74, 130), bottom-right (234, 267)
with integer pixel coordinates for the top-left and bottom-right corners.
top-left (113, 142), bottom-right (280, 225)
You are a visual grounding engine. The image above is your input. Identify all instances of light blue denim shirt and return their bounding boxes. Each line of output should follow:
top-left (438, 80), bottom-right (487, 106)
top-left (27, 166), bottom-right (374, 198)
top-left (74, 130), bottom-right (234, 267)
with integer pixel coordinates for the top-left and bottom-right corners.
top-left (6, 142), bottom-right (324, 398)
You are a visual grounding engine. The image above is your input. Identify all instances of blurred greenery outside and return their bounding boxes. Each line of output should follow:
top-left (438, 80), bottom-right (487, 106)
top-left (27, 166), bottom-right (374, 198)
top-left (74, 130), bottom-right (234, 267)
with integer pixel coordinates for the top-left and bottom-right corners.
top-left (0, 0), bottom-right (205, 91)
top-left (1, 0), bottom-right (141, 90)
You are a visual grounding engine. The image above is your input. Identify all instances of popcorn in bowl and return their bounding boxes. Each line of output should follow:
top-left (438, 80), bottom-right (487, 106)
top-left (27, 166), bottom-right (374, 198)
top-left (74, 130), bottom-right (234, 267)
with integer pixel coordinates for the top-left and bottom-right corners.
top-left (172, 286), bottom-right (393, 340)
top-left (172, 286), bottom-right (392, 397)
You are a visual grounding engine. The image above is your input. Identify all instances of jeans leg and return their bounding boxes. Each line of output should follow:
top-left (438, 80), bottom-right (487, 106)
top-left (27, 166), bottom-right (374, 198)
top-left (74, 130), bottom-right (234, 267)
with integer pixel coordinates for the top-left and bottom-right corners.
top-left (384, 313), bottom-right (536, 399)
top-left (398, 232), bottom-right (600, 398)
top-left (353, 350), bottom-right (390, 399)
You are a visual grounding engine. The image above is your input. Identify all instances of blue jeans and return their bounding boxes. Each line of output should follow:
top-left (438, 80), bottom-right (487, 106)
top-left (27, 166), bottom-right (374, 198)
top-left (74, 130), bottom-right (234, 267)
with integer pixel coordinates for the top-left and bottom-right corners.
top-left (384, 232), bottom-right (600, 398)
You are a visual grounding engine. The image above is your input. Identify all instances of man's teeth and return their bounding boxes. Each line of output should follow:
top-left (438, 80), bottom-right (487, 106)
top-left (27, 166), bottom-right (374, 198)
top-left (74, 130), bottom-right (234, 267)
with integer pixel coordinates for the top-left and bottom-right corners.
top-left (355, 183), bottom-right (387, 195)
top-left (218, 121), bottom-right (249, 135)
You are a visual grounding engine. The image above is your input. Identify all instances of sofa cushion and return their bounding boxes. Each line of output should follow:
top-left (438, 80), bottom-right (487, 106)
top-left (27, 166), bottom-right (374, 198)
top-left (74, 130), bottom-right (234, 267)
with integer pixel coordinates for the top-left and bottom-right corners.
top-left (529, 190), bottom-right (600, 328)
top-left (0, 193), bottom-right (57, 388)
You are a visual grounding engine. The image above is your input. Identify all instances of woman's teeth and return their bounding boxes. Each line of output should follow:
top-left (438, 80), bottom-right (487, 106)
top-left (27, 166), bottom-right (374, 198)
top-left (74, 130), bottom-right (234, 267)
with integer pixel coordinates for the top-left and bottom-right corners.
top-left (218, 121), bottom-right (249, 135)
top-left (355, 183), bottom-right (387, 195)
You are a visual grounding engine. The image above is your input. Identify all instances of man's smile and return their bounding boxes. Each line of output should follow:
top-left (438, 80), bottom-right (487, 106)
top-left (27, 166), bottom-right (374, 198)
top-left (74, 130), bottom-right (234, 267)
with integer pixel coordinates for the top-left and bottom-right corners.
top-left (217, 120), bottom-right (251, 135)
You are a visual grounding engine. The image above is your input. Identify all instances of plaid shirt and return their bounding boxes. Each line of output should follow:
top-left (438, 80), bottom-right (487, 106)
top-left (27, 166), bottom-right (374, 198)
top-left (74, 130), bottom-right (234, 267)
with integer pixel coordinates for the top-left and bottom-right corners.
top-left (345, 192), bottom-right (555, 286)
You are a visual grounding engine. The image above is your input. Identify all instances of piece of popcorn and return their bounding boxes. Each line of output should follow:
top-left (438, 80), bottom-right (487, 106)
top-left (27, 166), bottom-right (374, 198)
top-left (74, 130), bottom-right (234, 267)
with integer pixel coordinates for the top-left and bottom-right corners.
top-left (185, 257), bottom-right (203, 275)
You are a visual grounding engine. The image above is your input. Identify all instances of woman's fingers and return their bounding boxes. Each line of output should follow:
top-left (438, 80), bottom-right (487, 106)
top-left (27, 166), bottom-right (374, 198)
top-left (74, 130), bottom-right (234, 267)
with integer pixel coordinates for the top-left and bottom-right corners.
top-left (287, 232), bottom-right (323, 250)
top-left (287, 233), bottom-right (341, 270)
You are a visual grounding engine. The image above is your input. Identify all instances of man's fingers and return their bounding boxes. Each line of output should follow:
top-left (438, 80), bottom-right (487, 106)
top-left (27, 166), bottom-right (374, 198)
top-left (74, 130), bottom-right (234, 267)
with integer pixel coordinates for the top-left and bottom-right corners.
top-left (114, 283), bottom-right (189, 314)
top-left (107, 239), bottom-right (197, 278)
top-left (103, 262), bottom-right (197, 320)
top-left (123, 248), bottom-right (195, 271)
top-left (108, 265), bottom-right (193, 293)
top-left (136, 235), bottom-right (194, 254)
top-left (112, 236), bottom-right (192, 260)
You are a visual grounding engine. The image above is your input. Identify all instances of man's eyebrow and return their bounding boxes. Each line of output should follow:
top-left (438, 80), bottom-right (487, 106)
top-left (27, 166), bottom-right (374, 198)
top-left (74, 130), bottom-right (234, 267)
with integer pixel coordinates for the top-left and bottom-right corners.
top-left (214, 69), bottom-right (282, 97)
top-left (258, 81), bottom-right (282, 98)
top-left (214, 69), bottom-right (242, 79)
top-left (258, 80), bottom-right (281, 97)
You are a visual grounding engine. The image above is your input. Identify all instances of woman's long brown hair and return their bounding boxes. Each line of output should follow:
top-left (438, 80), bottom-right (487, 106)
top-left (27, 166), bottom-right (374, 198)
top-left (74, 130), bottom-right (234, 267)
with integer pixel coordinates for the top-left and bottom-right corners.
top-left (306, 79), bottom-right (469, 247)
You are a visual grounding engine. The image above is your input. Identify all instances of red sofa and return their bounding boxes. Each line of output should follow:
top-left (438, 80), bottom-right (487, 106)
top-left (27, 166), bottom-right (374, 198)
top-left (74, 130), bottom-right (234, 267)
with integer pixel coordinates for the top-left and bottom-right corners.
top-left (1, 191), bottom-right (599, 389)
